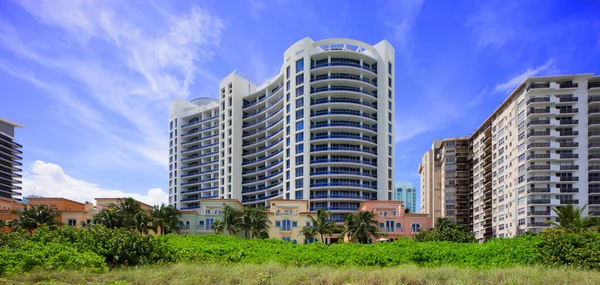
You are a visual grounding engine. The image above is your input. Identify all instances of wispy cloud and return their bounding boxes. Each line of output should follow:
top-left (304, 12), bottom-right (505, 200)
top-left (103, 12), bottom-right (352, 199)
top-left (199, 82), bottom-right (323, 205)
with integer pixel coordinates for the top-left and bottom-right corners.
top-left (384, 0), bottom-right (425, 50)
top-left (465, 1), bottom-right (523, 49)
top-left (494, 58), bottom-right (555, 92)
top-left (22, 161), bottom-right (167, 206)
top-left (0, 2), bottom-right (225, 171)
top-left (249, 0), bottom-right (265, 20)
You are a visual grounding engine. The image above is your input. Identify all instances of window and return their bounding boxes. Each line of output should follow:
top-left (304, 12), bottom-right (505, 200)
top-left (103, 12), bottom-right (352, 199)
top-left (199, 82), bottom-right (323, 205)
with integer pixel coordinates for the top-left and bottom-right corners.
top-left (296, 74), bottom-right (304, 85)
top-left (286, 66), bottom-right (290, 79)
top-left (411, 223), bottom-right (421, 233)
top-left (282, 220), bottom-right (291, 231)
top-left (296, 133), bottom-right (304, 142)
top-left (518, 208), bottom-right (525, 215)
top-left (379, 211), bottom-right (388, 217)
top-left (296, 121), bottom-right (304, 131)
top-left (518, 197), bottom-right (525, 205)
top-left (296, 109), bottom-right (304, 119)
top-left (296, 98), bottom-right (304, 108)
top-left (295, 179), bottom-right (303, 189)
top-left (296, 167), bottom-right (303, 176)
top-left (388, 77), bottom-right (392, 88)
top-left (205, 218), bottom-right (214, 230)
top-left (185, 221), bottom-right (190, 229)
top-left (68, 219), bottom-right (77, 227)
top-left (286, 81), bottom-right (290, 91)
top-left (296, 86), bottom-right (304, 97)
top-left (295, 191), bottom-right (303, 199)
top-left (296, 155), bottom-right (304, 165)
top-left (385, 220), bottom-right (395, 232)
top-left (388, 62), bottom-right (392, 75)
top-left (282, 237), bottom-right (291, 242)
top-left (296, 144), bottom-right (304, 153)
top-left (296, 58), bottom-right (304, 72)
top-left (388, 101), bottom-right (392, 110)
top-left (206, 209), bottom-right (211, 214)
top-left (287, 104), bottom-right (290, 113)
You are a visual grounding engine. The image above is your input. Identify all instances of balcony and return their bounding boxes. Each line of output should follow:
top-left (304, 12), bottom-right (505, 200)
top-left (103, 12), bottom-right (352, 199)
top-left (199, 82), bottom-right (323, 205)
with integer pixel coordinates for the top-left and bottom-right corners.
top-left (527, 222), bottom-right (550, 227)
top-left (559, 188), bottom-right (579, 193)
top-left (590, 176), bottom-right (600, 182)
top-left (589, 108), bottom-right (600, 115)
top-left (589, 82), bottom-right (600, 89)
top-left (311, 61), bottom-right (377, 74)
top-left (527, 154), bottom-right (551, 160)
top-left (310, 182), bottom-right (377, 190)
top-left (310, 98), bottom-right (377, 109)
top-left (590, 143), bottom-right (600, 149)
top-left (559, 142), bottom-right (578, 148)
top-left (528, 199), bottom-right (551, 204)
top-left (310, 74), bottom-right (377, 86)
top-left (527, 83), bottom-right (550, 91)
top-left (527, 176), bottom-right (550, 182)
top-left (180, 186), bottom-right (218, 194)
top-left (310, 171), bottom-right (377, 178)
top-left (527, 210), bottom-right (551, 216)
top-left (242, 193), bottom-right (281, 203)
top-left (590, 131), bottom-right (600, 138)
top-left (560, 165), bottom-right (579, 171)
top-left (559, 200), bottom-right (579, 205)
top-left (527, 97), bottom-right (550, 104)
top-left (310, 159), bottom-right (377, 166)
top-left (589, 119), bottom-right (600, 126)
top-left (527, 109), bottom-right (550, 115)
top-left (310, 147), bottom-right (377, 156)
top-left (527, 142), bottom-right (550, 149)
top-left (559, 131), bottom-right (578, 136)
top-left (527, 120), bottom-right (550, 127)
top-left (310, 122), bottom-right (377, 132)
top-left (527, 165), bottom-right (550, 171)
top-left (589, 188), bottom-right (600, 194)
top-left (559, 119), bottom-right (578, 125)
top-left (559, 108), bottom-right (578, 114)
top-left (528, 188), bottom-right (551, 194)
top-left (310, 86), bottom-right (377, 98)
top-left (559, 82), bottom-right (578, 89)
top-left (242, 181), bottom-right (283, 194)
top-left (589, 154), bottom-right (600, 160)
top-left (559, 153), bottom-right (578, 159)
top-left (527, 131), bottom-right (550, 138)
top-left (311, 134), bottom-right (377, 144)
top-left (310, 110), bottom-right (377, 121)
top-left (310, 195), bottom-right (376, 200)
top-left (242, 85), bottom-right (283, 109)
top-left (309, 206), bottom-right (359, 212)
top-left (559, 176), bottom-right (579, 182)
top-left (181, 115), bottom-right (219, 128)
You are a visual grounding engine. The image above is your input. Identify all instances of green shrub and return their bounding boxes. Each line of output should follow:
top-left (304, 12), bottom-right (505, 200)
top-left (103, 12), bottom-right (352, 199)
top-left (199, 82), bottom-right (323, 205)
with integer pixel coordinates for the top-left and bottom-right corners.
top-left (537, 229), bottom-right (600, 269)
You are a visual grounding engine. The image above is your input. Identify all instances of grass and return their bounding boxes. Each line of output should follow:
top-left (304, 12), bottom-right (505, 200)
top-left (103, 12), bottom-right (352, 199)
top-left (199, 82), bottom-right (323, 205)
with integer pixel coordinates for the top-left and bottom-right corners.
top-left (2, 263), bottom-right (600, 285)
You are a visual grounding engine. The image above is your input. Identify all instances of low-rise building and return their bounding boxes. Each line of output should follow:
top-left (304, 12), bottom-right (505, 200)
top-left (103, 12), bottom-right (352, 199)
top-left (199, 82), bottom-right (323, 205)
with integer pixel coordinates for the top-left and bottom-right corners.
top-left (179, 199), bottom-right (244, 236)
top-left (359, 200), bottom-right (431, 241)
top-left (267, 199), bottom-right (318, 244)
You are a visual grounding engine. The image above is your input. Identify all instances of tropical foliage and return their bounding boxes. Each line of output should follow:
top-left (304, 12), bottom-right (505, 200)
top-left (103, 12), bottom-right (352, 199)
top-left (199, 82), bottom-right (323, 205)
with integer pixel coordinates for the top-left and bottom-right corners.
top-left (300, 209), bottom-right (339, 243)
top-left (546, 204), bottom-right (599, 232)
top-left (211, 219), bottom-right (225, 234)
top-left (414, 217), bottom-right (476, 243)
top-left (149, 204), bottom-right (182, 235)
top-left (239, 207), bottom-right (271, 239)
top-left (6, 204), bottom-right (60, 233)
top-left (342, 210), bottom-right (383, 244)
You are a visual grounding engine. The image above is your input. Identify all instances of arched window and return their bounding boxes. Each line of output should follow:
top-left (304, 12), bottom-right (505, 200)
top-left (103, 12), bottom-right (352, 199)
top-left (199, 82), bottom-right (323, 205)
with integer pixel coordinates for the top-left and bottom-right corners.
top-left (379, 222), bottom-right (384, 228)
top-left (185, 221), bottom-right (190, 229)
top-left (282, 219), bottom-right (291, 231)
top-left (396, 223), bottom-right (401, 229)
top-left (411, 223), bottom-right (421, 233)
top-left (392, 211), bottom-right (397, 217)
top-left (379, 211), bottom-right (388, 217)
top-left (199, 221), bottom-right (204, 226)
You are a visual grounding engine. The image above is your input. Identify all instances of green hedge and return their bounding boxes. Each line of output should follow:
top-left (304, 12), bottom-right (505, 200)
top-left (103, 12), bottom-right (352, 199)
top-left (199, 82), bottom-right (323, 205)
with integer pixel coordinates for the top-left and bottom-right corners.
top-left (1, 226), bottom-right (599, 274)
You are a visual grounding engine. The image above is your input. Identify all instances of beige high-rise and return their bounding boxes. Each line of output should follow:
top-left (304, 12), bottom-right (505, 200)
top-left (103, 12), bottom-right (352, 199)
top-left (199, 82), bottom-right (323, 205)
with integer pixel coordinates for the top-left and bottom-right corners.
top-left (418, 146), bottom-right (442, 225)
top-left (421, 73), bottom-right (600, 241)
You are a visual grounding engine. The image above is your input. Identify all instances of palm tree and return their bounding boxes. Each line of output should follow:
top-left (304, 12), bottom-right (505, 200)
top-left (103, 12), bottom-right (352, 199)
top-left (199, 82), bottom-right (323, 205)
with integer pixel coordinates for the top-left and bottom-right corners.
top-left (133, 211), bottom-right (152, 235)
top-left (211, 219), bottom-right (225, 234)
top-left (240, 207), bottom-right (271, 239)
top-left (93, 209), bottom-right (124, 229)
top-left (547, 204), bottom-right (597, 232)
top-left (222, 205), bottom-right (242, 235)
top-left (149, 204), bottom-right (182, 235)
top-left (342, 210), bottom-right (383, 244)
top-left (0, 219), bottom-right (6, 233)
top-left (9, 204), bottom-right (60, 233)
top-left (306, 209), bottom-right (339, 243)
top-left (299, 225), bottom-right (318, 243)
top-left (110, 198), bottom-right (143, 228)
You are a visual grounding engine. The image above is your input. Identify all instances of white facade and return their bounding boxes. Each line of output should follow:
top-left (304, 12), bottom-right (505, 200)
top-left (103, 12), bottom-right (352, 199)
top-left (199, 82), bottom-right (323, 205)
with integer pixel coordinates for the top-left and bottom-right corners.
top-left (169, 38), bottom-right (395, 220)
top-left (470, 74), bottom-right (600, 240)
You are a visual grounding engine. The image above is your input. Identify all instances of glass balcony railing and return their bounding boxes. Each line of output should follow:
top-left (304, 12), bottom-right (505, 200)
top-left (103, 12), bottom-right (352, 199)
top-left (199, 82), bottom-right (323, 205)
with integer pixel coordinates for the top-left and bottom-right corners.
top-left (310, 98), bottom-right (377, 109)
top-left (310, 195), bottom-right (376, 200)
top-left (181, 177), bottom-right (218, 186)
top-left (242, 149), bottom-right (284, 165)
top-left (310, 147), bottom-right (377, 155)
top-left (181, 151), bottom-right (219, 161)
top-left (309, 206), bottom-right (358, 211)
top-left (180, 186), bottom-right (218, 194)
top-left (242, 128), bottom-right (284, 147)
top-left (242, 170), bottom-right (284, 185)
top-left (242, 138), bottom-right (284, 156)
top-left (310, 62), bottom-right (377, 74)
top-left (182, 133), bottom-right (218, 145)
top-left (243, 107), bottom-right (284, 128)
top-left (180, 160), bottom-right (219, 169)
top-left (243, 118), bottom-right (284, 138)
top-left (310, 122), bottom-right (377, 132)
top-left (310, 74), bottom-right (377, 86)
top-left (310, 171), bottom-right (377, 178)
top-left (310, 182), bottom-right (377, 189)
top-left (181, 125), bottom-right (219, 137)
top-left (311, 135), bottom-right (377, 143)
top-left (181, 168), bottom-right (218, 178)
top-left (242, 159), bottom-right (284, 175)
top-left (181, 115), bottom-right (219, 128)
top-left (310, 86), bottom-right (376, 98)
top-left (310, 110), bottom-right (377, 120)
top-left (243, 96), bottom-right (284, 119)
top-left (242, 192), bottom-right (281, 203)
top-left (182, 142), bottom-right (218, 153)
top-left (243, 85), bottom-right (284, 109)
top-left (310, 159), bottom-right (377, 166)
top-left (242, 181), bottom-right (283, 194)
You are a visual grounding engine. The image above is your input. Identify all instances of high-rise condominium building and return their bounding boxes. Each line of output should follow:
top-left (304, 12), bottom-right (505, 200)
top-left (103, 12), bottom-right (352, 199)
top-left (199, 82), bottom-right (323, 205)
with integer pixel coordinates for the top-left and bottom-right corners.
top-left (420, 73), bottom-right (600, 241)
top-left (394, 181), bottom-right (417, 212)
top-left (418, 148), bottom-right (441, 225)
top-left (169, 38), bottom-right (395, 220)
top-left (0, 117), bottom-right (23, 201)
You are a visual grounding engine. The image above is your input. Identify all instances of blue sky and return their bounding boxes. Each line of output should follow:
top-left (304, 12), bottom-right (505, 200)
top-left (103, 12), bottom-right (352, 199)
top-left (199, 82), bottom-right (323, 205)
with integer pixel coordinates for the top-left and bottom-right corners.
top-left (0, 0), bottom-right (599, 206)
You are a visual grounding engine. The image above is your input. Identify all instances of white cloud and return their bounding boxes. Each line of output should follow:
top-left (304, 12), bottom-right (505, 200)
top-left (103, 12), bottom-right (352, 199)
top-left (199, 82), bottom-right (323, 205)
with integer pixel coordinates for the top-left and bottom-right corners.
top-left (22, 161), bottom-right (167, 206)
top-left (0, 2), bottom-right (225, 171)
top-left (465, 1), bottom-right (523, 49)
top-left (249, 0), bottom-right (265, 20)
top-left (385, 0), bottom-right (425, 49)
top-left (494, 58), bottom-right (555, 92)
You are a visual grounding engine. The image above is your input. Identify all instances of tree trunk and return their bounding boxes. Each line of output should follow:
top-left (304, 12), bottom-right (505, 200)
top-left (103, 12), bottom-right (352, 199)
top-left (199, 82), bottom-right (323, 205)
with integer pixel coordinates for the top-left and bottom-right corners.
top-left (320, 233), bottom-right (324, 244)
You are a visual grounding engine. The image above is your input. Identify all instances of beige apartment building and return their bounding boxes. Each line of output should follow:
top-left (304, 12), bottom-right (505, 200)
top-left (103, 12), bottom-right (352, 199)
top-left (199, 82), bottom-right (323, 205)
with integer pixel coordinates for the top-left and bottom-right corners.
top-left (421, 73), bottom-right (600, 241)
top-left (418, 148), bottom-right (441, 225)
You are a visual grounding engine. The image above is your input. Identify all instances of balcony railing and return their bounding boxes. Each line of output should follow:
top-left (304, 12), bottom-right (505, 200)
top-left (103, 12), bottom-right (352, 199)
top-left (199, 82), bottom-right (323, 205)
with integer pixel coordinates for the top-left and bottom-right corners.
top-left (559, 82), bottom-right (578, 89)
top-left (559, 131), bottom-right (578, 136)
top-left (527, 222), bottom-right (550, 227)
top-left (559, 188), bottom-right (579, 193)
top-left (310, 98), bottom-right (377, 109)
top-left (527, 154), bottom-right (551, 159)
top-left (310, 159), bottom-right (377, 166)
top-left (528, 188), bottom-right (551, 193)
top-left (310, 182), bottom-right (377, 189)
top-left (527, 109), bottom-right (550, 115)
top-left (589, 108), bottom-right (600, 114)
top-left (527, 176), bottom-right (550, 182)
top-left (527, 97), bottom-right (550, 104)
top-left (310, 86), bottom-right (377, 98)
top-left (559, 200), bottom-right (579, 205)
top-left (527, 165), bottom-right (550, 171)
top-left (527, 211), bottom-right (550, 215)
top-left (528, 199), bottom-right (551, 204)
top-left (559, 153), bottom-right (578, 159)
top-left (589, 154), bottom-right (600, 159)
top-left (528, 131), bottom-right (550, 137)
top-left (310, 195), bottom-right (376, 200)
top-left (590, 143), bottom-right (600, 149)
top-left (527, 142), bottom-right (550, 149)
top-left (559, 142), bottom-right (578, 148)
top-left (559, 108), bottom-right (578, 114)
top-left (588, 82), bottom-right (600, 89)
top-left (589, 165), bottom-right (600, 170)
top-left (559, 176), bottom-right (579, 182)
top-left (310, 62), bottom-right (377, 74)
top-left (589, 131), bottom-right (600, 137)
top-left (560, 165), bottom-right (579, 170)
top-left (310, 74), bottom-right (377, 86)
top-left (527, 120), bottom-right (550, 127)
top-left (589, 119), bottom-right (600, 126)
top-left (559, 120), bottom-right (578, 125)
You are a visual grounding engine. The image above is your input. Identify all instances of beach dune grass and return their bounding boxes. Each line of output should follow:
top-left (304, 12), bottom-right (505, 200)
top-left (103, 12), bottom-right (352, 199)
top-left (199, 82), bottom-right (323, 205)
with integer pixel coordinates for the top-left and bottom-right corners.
top-left (3, 263), bottom-right (600, 285)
